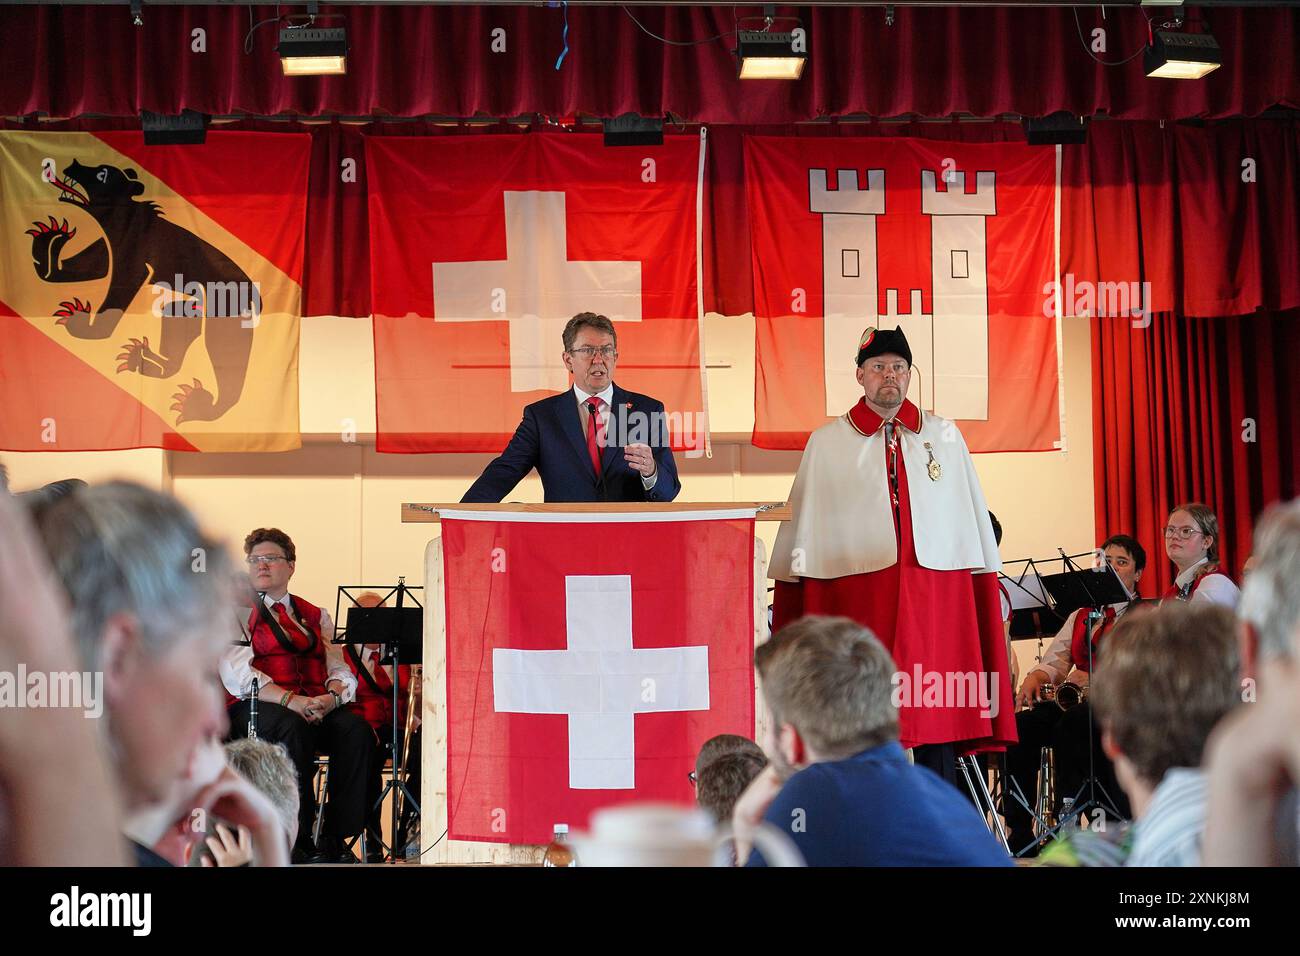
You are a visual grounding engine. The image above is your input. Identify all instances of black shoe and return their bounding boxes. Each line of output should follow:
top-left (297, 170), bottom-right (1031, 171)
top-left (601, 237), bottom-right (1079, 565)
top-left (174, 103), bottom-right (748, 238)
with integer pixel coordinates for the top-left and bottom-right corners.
top-left (363, 831), bottom-right (386, 863)
top-left (291, 835), bottom-right (319, 865)
top-left (301, 835), bottom-right (351, 865)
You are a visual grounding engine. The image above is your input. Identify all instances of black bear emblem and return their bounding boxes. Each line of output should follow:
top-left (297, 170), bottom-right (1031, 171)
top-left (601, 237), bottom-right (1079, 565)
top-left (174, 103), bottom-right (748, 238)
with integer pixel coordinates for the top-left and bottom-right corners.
top-left (27, 160), bottom-right (258, 425)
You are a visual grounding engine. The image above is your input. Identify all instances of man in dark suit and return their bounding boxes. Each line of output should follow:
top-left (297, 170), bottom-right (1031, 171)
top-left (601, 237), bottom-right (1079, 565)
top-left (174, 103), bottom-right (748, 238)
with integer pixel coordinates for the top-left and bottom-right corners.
top-left (463, 313), bottom-right (681, 503)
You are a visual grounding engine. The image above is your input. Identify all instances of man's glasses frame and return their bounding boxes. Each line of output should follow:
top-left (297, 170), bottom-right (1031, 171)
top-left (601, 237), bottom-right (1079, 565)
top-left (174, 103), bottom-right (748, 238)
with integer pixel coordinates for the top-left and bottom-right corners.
top-left (568, 346), bottom-right (618, 361)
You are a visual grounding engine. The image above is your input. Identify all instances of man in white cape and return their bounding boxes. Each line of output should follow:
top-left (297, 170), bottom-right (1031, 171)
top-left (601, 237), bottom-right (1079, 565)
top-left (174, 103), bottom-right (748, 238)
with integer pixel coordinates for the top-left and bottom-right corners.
top-left (769, 326), bottom-right (1017, 779)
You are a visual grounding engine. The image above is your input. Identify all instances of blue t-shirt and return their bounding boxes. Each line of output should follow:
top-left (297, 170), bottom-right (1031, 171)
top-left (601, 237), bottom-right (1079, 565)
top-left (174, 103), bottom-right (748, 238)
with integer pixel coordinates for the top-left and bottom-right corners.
top-left (747, 742), bottom-right (1012, 867)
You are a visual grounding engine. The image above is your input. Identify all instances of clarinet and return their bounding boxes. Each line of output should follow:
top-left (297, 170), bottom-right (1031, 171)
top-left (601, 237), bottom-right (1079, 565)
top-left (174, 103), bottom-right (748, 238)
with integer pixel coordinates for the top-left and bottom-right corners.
top-left (247, 677), bottom-right (259, 739)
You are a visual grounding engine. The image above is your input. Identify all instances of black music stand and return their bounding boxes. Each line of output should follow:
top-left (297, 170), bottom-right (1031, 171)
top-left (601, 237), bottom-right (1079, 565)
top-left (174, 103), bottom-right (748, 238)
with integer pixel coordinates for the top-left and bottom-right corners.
top-left (1035, 554), bottom-right (1130, 846)
top-left (333, 580), bottom-right (423, 863)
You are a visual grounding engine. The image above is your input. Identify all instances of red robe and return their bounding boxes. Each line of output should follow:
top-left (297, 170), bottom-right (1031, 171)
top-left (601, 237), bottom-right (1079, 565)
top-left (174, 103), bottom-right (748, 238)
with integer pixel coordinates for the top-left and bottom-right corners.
top-left (774, 399), bottom-right (1017, 754)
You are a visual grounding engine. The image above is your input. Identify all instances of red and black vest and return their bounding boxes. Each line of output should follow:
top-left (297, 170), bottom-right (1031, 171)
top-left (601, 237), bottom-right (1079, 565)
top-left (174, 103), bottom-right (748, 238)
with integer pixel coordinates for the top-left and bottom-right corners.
top-left (1068, 605), bottom-right (1119, 674)
top-left (1161, 569), bottom-right (1233, 606)
top-left (249, 595), bottom-right (329, 698)
top-left (346, 648), bottom-right (411, 732)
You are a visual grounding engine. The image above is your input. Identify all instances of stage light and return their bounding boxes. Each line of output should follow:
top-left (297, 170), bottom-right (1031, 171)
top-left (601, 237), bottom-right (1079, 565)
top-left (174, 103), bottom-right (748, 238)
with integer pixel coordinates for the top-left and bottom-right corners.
top-left (737, 30), bottom-right (807, 80)
top-left (602, 113), bottom-right (664, 148)
top-left (278, 25), bottom-right (348, 76)
top-left (1023, 112), bottom-right (1087, 146)
top-left (141, 110), bottom-right (208, 146)
top-left (1145, 29), bottom-right (1221, 80)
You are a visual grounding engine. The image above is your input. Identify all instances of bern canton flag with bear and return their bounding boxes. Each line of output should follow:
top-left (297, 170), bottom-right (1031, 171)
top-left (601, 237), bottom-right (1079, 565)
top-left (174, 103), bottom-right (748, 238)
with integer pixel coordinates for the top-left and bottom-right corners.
top-left (0, 130), bottom-right (309, 451)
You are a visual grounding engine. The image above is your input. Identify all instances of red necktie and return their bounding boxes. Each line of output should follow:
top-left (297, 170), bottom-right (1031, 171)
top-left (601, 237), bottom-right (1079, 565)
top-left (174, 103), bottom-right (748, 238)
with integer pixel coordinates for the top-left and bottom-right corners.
top-left (273, 602), bottom-right (310, 649)
top-left (586, 396), bottom-right (606, 477)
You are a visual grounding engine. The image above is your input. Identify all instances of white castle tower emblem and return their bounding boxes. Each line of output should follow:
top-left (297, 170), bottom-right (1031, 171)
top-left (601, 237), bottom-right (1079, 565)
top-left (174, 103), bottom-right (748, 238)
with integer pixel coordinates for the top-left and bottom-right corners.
top-left (810, 167), bottom-right (995, 419)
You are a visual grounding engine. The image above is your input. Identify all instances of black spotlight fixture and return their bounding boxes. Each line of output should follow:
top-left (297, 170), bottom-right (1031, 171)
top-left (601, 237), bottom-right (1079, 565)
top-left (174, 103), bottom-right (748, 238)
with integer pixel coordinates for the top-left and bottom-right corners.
top-left (278, 2), bottom-right (348, 79)
top-left (602, 113), bottom-right (664, 148)
top-left (141, 109), bottom-right (209, 146)
top-left (1023, 112), bottom-right (1088, 146)
top-left (737, 29), bottom-right (807, 80)
top-left (1145, 29), bottom-right (1222, 80)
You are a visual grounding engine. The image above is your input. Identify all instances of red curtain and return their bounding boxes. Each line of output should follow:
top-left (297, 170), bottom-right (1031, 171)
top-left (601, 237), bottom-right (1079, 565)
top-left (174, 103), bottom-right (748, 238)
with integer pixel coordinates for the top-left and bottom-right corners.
top-left (1062, 120), bottom-right (1300, 319)
top-left (2, 5), bottom-right (1297, 122)
top-left (1093, 309), bottom-right (1300, 598)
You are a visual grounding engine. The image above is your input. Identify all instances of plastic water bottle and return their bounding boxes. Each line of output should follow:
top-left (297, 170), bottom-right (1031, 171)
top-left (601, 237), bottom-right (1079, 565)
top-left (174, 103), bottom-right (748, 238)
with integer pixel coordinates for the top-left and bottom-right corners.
top-left (1060, 797), bottom-right (1077, 828)
top-left (542, 824), bottom-right (576, 867)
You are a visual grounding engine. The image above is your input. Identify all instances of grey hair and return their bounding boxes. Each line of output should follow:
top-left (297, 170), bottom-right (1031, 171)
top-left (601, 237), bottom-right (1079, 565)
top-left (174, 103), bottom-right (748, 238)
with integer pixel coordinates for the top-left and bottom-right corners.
top-left (224, 739), bottom-right (300, 841)
top-left (31, 481), bottom-right (229, 670)
top-left (1239, 498), bottom-right (1300, 661)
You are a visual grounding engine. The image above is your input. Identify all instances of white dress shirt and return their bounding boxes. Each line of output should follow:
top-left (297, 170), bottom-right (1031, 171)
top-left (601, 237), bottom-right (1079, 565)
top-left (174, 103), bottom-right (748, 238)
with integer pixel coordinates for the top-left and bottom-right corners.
top-left (574, 383), bottom-right (657, 490)
top-left (220, 593), bottom-right (357, 702)
top-left (1029, 597), bottom-right (1135, 685)
top-left (1173, 557), bottom-right (1241, 609)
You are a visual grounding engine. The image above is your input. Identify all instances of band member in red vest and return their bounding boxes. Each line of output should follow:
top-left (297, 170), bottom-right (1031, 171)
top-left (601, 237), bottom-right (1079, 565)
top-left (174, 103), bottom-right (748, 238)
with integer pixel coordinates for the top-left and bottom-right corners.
top-left (1004, 535), bottom-right (1149, 854)
top-left (345, 592), bottom-right (421, 860)
top-left (1160, 503), bottom-right (1240, 608)
top-left (220, 528), bottom-right (374, 864)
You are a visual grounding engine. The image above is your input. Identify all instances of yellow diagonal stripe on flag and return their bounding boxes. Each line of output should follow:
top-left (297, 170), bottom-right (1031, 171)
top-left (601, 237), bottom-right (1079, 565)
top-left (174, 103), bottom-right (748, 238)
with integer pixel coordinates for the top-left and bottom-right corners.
top-left (0, 131), bottom-right (301, 451)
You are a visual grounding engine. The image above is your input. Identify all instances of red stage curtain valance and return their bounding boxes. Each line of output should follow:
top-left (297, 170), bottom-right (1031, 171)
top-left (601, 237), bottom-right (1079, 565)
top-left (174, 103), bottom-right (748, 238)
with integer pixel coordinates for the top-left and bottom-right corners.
top-left (2, 5), bottom-right (1296, 123)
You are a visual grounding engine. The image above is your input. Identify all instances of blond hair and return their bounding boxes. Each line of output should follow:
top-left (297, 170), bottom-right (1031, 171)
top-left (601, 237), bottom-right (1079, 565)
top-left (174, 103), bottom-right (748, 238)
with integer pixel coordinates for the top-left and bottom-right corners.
top-left (755, 616), bottom-right (899, 760)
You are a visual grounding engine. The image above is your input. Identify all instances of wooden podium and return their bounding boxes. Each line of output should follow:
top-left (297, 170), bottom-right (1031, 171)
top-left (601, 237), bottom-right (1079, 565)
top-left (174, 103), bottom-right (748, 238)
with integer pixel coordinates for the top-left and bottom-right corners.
top-left (399, 501), bottom-right (786, 865)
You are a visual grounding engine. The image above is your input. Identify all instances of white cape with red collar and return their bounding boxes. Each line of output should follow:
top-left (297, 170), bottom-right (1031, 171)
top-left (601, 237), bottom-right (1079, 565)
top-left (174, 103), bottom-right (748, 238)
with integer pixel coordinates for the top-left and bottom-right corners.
top-left (770, 407), bottom-right (1001, 581)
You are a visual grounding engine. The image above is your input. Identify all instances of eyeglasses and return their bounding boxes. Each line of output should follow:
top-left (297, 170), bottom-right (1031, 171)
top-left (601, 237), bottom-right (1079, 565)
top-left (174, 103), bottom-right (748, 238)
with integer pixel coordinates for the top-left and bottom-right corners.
top-left (246, 554), bottom-right (288, 566)
top-left (569, 346), bottom-right (618, 361)
top-left (1162, 526), bottom-right (1203, 540)
top-left (687, 770), bottom-right (697, 786)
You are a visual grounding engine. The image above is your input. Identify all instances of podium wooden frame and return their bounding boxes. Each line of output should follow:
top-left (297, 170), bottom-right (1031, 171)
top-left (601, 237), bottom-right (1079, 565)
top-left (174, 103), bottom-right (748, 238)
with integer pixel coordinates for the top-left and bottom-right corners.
top-left (401, 502), bottom-right (783, 865)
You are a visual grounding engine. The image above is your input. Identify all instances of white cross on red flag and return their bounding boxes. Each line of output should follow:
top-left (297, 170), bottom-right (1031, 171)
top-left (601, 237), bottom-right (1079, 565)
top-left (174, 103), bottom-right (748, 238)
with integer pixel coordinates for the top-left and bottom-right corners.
top-left (441, 510), bottom-right (756, 845)
top-left (367, 133), bottom-right (707, 453)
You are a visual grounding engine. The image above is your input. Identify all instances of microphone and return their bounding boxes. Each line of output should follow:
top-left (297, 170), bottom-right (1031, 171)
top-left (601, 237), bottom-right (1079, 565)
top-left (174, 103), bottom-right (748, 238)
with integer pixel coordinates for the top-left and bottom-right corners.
top-left (587, 400), bottom-right (609, 502)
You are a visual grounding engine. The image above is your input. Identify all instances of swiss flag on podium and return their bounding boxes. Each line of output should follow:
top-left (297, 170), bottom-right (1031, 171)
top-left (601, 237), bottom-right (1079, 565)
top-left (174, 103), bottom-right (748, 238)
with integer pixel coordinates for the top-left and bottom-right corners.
top-left (441, 512), bottom-right (755, 845)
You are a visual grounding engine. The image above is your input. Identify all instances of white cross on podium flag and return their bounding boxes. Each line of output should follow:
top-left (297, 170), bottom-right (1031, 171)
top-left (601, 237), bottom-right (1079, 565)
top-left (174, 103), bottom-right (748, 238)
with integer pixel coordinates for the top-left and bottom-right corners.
top-left (432, 191), bottom-right (643, 393)
top-left (492, 574), bottom-right (711, 789)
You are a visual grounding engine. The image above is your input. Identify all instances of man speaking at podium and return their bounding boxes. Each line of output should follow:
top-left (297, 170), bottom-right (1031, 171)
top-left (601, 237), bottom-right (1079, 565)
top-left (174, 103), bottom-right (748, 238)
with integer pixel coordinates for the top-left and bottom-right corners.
top-left (768, 326), bottom-right (1016, 781)
top-left (462, 313), bottom-right (681, 503)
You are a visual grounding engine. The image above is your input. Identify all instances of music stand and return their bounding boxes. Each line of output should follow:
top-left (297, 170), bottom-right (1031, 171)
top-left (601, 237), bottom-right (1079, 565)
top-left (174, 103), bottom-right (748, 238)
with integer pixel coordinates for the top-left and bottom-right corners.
top-left (334, 580), bottom-right (424, 863)
top-left (999, 559), bottom-right (1067, 642)
top-left (1035, 555), bottom-right (1130, 846)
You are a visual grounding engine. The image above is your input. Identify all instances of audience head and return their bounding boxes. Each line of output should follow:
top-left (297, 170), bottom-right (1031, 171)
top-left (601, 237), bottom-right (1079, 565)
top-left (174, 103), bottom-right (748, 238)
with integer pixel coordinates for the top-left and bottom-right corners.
top-left (988, 511), bottom-right (1002, 547)
top-left (754, 615), bottom-right (899, 777)
top-left (694, 733), bottom-right (761, 780)
top-left (244, 527), bottom-right (296, 597)
top-left (696, 750), bottom-right (768, 824)
top-left (1165, 502), bottom-right (1220, 572)
top-left (1238, 498), bottom-right (1300, 677)
top-left (1100, 533), bottom-right (1146, 597)
top-left (32, 481), bottom-right (232, 811)
top-left (224, 739), bottom-right (300, 848)
top-left (1092, 604), bottom-right (1240, 799)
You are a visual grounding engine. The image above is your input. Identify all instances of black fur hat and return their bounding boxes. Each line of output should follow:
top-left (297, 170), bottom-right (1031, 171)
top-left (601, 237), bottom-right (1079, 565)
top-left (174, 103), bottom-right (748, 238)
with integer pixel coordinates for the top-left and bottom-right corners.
top-left (855, 325), bottom-right (912, 367)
